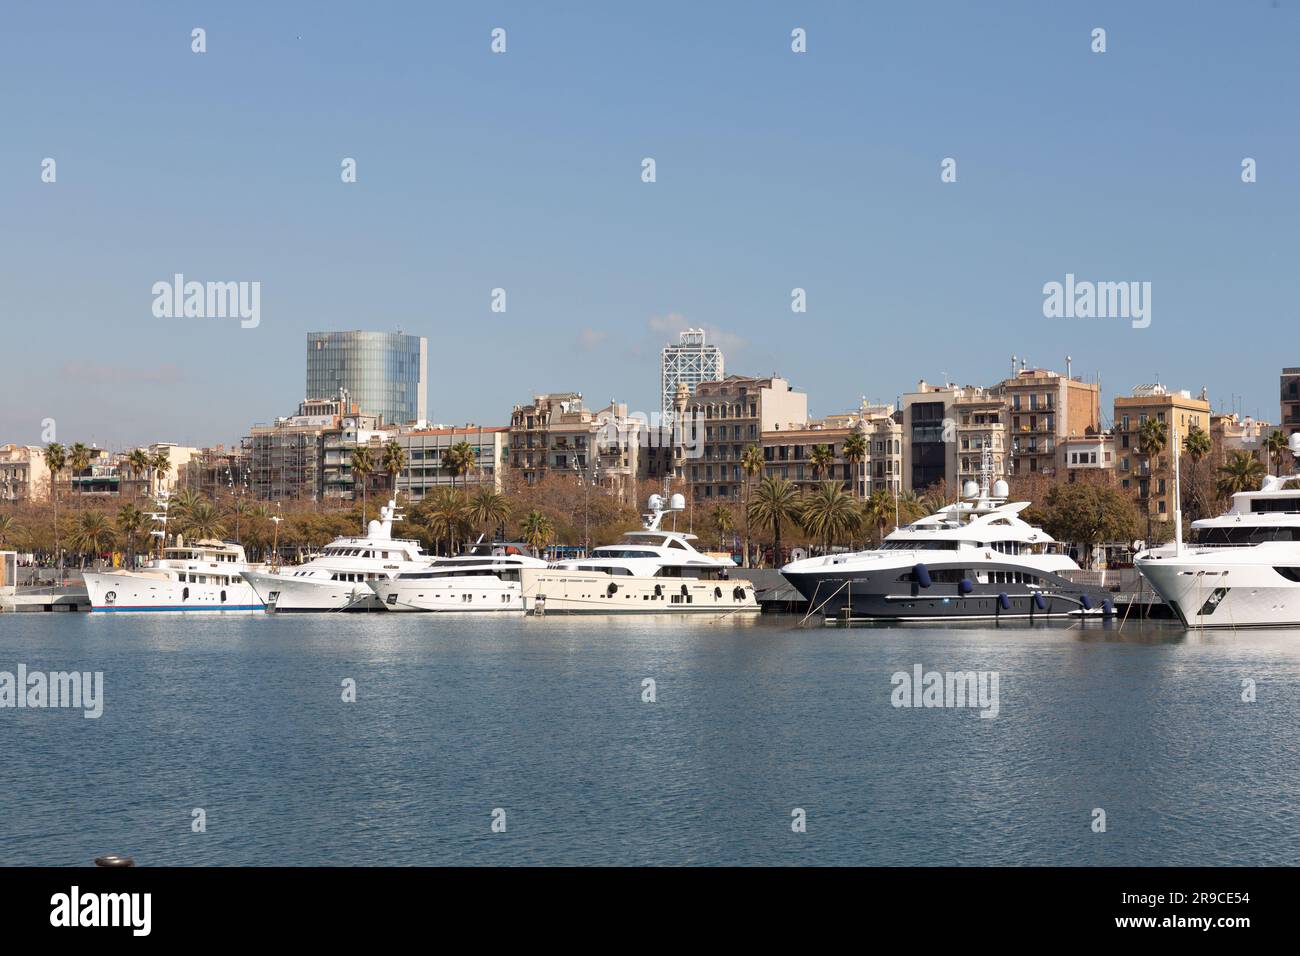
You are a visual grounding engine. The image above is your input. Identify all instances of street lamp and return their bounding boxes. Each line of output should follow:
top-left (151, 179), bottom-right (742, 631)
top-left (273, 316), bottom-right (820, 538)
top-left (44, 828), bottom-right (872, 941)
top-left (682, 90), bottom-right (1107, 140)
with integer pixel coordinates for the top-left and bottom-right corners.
top-left (270, 510), bottom-right (283, 571)
top-left (572, 456), bottom-right (601, 555)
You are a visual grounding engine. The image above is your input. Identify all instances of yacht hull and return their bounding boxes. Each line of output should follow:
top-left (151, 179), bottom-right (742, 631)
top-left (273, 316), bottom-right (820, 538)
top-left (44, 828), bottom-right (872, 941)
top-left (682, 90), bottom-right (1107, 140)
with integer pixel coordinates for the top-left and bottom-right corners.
top-left (83, 570), bottom-right (263, 612)
top-left (371, 577), bottom-right (525, 612)
top-left (240, 570), bottom-right (384, 612)
top-left (1137, 553), bottom-right (1300, 628)
top-left (519, 569), bottom-right (759, 614)
top-left (783, 564), bottom-right (1113, 622)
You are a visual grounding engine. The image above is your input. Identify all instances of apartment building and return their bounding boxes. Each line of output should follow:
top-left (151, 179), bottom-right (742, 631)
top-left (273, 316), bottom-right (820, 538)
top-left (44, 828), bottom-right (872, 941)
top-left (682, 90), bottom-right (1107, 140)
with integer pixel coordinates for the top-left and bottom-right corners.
top-left (817, 402), bottom-right (902, 496)
top-left (994, 362), bottom-right (1101, 480)
top-left (508, 393), bottom-right (657, 498)
top-left (901, 382), bottom-right (1007, 492)
top-left (246, 397), bottom-right (385, 501)
top-left (1210, 413), bottom-right (1270, 469)
top-left (1282, 368), bottom-right (1300, 438)
top-left (1113, 384), bottom-right (1211, 522)
top-left (1057, 433), bottom-right (1115, 483)
top-left (395, 426), bottom-right (509, 499)
top-left (0, 444), bottom-right (50, 503)
top-left (761, 422), bottom-right (854, 492)
top-left (683, 375), bottom-right (808, 502)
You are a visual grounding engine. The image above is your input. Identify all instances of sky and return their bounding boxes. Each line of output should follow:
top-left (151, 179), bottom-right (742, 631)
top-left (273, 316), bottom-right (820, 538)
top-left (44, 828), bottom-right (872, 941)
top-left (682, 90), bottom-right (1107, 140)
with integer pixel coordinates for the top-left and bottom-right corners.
top-left (2, 1), bottom-right (1297, 451)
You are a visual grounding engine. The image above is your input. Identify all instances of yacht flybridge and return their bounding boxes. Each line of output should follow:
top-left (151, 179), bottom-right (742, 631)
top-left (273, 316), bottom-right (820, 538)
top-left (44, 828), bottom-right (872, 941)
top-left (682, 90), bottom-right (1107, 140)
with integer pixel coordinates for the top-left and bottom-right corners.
top-left (518, 494), bottom-right (760, 614)
top-left (1137, 433), bottom-right (1300, 628)
top-left (241, 500), bottom-right (427, 611)
top-left (370, 541), bottom-right (549, 612)
top-left (782, 450), bottom-right (1112, 622)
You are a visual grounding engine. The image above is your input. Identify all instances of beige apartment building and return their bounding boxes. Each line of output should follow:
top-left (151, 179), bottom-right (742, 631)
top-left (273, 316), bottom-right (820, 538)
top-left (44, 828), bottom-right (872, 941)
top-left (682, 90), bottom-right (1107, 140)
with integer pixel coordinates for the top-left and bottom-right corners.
top-left (1210, 413), bottom-right (1270, 469)
top-left (507, 393), bottom-right (659, 498)
top-left (0, 444), bottom-right (51, 503)
top-left (1114, 384), bottom-right (1211, 522)
top-left (761, 422), bottom-right (855, 493)
top-left (817, 401), bottom-right (902, 496)
top-left (1057, 433), bottom-right (1115, 483)
top-left (684, 375), bottom-right (808, 502)
top-left (995, 363), bottom-right (1101, 480)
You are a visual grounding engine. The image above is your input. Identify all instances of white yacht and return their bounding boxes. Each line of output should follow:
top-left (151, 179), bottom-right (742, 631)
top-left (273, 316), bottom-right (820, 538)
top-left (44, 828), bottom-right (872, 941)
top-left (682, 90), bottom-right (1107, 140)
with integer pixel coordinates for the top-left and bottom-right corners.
top-left (84, 539), bottom-right (266, 612)
top-left (241, 500), bottom-right (427, 612)
top-left (782, 457), bottom-right (1112, 622)
top-left (517, 494), bottom-right (760, 614)
top-left (370, 542), bottom-right (549, 612)
top-left (1137, 440), bottom-right (1300, 628)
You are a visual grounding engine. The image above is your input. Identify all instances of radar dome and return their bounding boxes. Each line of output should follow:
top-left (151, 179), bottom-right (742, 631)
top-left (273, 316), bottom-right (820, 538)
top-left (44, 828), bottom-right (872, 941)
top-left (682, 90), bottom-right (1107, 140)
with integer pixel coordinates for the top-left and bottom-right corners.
top-left (648, 494), bottom-right (664, 511)
top-left (669, 493), bottom-right (686, 511)
top-left (1290, 432), bottom-right (1300, 455)
top-left (993, 479), bottom-right (1009, 498)
top-left (962, 480), bottom-right (979, 499)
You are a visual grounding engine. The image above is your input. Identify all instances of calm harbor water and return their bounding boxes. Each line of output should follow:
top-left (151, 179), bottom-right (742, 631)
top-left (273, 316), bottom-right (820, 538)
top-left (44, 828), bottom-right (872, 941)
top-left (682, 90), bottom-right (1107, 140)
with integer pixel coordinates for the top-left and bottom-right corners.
top-left (1, 611), bottom-right (1298, 866)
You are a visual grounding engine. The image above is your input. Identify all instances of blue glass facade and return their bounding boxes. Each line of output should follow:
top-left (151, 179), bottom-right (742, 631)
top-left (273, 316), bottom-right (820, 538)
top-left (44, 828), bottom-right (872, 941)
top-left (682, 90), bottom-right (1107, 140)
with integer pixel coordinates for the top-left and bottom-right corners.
top-left (306, 331), bottom-right (428, 425)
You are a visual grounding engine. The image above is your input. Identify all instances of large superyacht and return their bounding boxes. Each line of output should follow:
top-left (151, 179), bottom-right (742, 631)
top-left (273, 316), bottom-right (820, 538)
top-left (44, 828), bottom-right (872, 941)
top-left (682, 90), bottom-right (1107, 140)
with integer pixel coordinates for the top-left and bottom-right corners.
top-left (518, 494), bottom-right (760, 614)
top-left (1136, 433), bottom-right (1300, 628)
top-left (781, 452), bottom-right (1113, 622)
top-left (370, 541), bottom-right (549, 612)
top-left (240, 500), bottom-right (427, 611)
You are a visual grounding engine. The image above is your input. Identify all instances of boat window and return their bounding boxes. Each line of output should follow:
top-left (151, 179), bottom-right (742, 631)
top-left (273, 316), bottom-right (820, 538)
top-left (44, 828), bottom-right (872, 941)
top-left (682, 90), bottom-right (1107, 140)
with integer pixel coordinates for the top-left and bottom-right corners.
top-left (1251, 497), bottom-right (1300, 514)
top-left (1192, 526), bottom-right (1300, 545)
top-left (898, 568), bottom-right (968, 583)
top-left (1274, 567), bottom-right (1300, 582)
top-left (669, 540), bottom-right (688, 550)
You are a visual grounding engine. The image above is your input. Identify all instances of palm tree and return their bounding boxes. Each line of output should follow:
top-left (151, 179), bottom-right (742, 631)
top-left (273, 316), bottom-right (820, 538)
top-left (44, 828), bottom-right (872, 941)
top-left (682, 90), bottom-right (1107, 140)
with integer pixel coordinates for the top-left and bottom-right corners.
top-left (863, 487), bottom-right (896, 545)
top-left (1217, 451), bottom-right (1266, 500)
top-left (444, 441), bottom-right (477, 489)
top-left (747, 476), bottom-right (802, 568)
top-left (350, 446), bottom-right (375, 531)
top-left (800, 480), bottom-right (859, 554)
top-left (151, 449), bottom-right (172, 495)
top-left (68, 510), bottom-right (116, 568)
top-left (1183, 425), bottom-right (1211, 462)
top-left (1182, 425), bottom-right (1212, 521)
top-left (897, 489), bottom-right (926, 525)
top-left (127, 448), bottom-right (152, 496)
top-left (739, 444), bottom-right (764, 568)
top-left (69, 443), bottom-right (92, 506)
top-left (518, 509), bottom-right (555, 558)
top-left (421, 488), bottom-right (471, 556)
top-left (709, 504), bottom-right (735, 552)
top-left (809, 444), bottom-right (835, 481)
top-left (115, 503), bottom-right (147, 568)
top-left (1137, 417), bottom-right (1168, 545)
top-left (1265, 429), bottom-right (1290, 476)
top-left (382, 439), bottom-right (407, 495)
top-left (842, 431), bottom-right (868, 498)
top-left (44, 442), bottom-right (66, 572)
top-left (0, 514), bottom-right (18, 548)
top-left (169, 488), bottom-right (204, 529)
top-left (469, 487), bottom-right (511, 541)
top-left (181, 500), bottom-right (227, 541)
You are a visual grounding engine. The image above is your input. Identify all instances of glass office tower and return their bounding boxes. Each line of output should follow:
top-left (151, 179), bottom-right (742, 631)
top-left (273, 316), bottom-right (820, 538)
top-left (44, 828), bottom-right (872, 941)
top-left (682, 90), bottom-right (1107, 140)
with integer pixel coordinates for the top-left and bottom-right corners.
top-left (306, 331), bottom-right (428, 425)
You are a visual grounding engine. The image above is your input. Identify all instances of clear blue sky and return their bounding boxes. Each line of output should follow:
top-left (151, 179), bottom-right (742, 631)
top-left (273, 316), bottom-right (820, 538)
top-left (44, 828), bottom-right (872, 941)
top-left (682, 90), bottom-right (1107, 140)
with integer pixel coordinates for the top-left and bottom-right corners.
top-left (2, 1), bottom-right (1296, 450)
